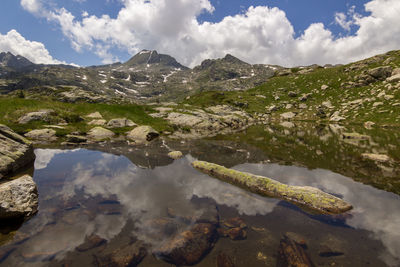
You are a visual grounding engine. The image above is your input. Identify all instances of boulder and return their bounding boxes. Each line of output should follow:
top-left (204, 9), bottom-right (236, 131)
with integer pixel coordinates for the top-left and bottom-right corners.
top-left (386, 74), bottom-right (400, 83)
top-left (86, 112), bottom-right (103, 119)
top-left (88, 119), bottom-right (107, 126)
top-left (0, 124), bottom-right (35, 179)
top-left (106, 118), bottom-right (137, 128)
top-left (0, 175), bottom-right (38, 219)
top-left (168, 151), bottom-right (183, 160)
top-left (367, 66), bottom-right (392, 80)
top-left (288, 91), bottom-right (298, 97)
top-left (364, 121), bottom-right (375, 129)
top-left (18, 109), bottom-right (55, 124)
top-left (25, 129), bottom-right (57, 141)
top-left (127, 126), bottom-right (159, 144)
top-left (280, 112), bottom-right (296, 120)
top-left (361, 153), bottom-right (392, 163)
top-left (192, 161), bottom-right (352, 214)
top-left (154, 223), bottom-right (218, 266)
top-left (166, 112), bottom-right (203, 127)
top-left (87, 127), bottom-right (115, 141)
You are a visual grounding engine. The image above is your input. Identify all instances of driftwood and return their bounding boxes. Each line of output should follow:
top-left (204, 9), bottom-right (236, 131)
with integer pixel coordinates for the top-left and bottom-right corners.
top-left (191, 161), bottom-right (352, 214)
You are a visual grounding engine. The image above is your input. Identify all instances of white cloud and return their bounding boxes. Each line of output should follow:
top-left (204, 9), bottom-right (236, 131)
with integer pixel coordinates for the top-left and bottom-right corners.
top-left (0, 29), bottom-right (75, 65)
top-left (20, 0), bottom-right (400, 67)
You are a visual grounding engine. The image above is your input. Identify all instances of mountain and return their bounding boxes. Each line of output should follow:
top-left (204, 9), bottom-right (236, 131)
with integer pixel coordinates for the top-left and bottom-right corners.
top-left (124, 50), bottom-right (188, 70)
top-left (0, 52), bottom-right (35, 72)
top-left (0, 50), bottom-right (277, 102)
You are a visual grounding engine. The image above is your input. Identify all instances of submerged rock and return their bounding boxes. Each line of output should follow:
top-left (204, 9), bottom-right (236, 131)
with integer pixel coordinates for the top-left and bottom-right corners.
top-left (96, 241), bottom-right (147, 267)
top-left (0, 175), bottom-right (38, 219)
top-left (0, 124), bottom-right (35, 179)
top-left (191, 161), bottom-right (352, 214)
top-left (277, 235), bottom-right (315, 267)
top-left (127, 126), bottom-right (159, 144)
top-left (219, 217), bottom-right (247, 240)
top-left (154, 223), bottom-right (218, 266)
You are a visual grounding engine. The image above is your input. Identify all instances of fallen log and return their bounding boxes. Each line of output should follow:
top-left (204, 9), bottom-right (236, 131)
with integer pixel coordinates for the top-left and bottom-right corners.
top-left (191, 161), bottom-right (352, 214)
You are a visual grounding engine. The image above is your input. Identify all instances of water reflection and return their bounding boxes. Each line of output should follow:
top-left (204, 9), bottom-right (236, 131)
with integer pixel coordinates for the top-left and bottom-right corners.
top-left (1, 149), bottom-right (400, 266)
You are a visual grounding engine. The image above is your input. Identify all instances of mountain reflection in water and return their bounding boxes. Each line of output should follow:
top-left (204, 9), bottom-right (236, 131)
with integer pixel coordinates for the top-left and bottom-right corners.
top-left (1, 148), bottom-right (399, 267)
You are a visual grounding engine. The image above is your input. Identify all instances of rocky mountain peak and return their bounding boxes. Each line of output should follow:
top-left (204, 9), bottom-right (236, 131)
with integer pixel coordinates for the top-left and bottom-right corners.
top-left (124, 50), bottom-right (187, 69)
top-left (0, 52), bottom-right (34, 70)
top-left (222, 54), bottom-right (248, 65)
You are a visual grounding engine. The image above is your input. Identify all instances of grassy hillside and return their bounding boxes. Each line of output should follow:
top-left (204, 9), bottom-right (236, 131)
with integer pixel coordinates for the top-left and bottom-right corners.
top-left (184, 50), bottom-right (400, 125)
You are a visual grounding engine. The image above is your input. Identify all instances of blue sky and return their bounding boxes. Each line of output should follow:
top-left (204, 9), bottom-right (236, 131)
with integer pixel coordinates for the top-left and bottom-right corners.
top-left (0, 0), bottom-right (399, 67)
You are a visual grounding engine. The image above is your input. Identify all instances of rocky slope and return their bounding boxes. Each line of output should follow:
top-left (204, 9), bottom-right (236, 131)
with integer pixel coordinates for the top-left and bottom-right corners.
top-left (0, 50), bottom-right (275, 103)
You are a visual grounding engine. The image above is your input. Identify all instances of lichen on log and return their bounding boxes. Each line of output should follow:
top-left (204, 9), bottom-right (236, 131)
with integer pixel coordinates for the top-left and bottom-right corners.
top-left (191, 161), bottom-right (352, 214)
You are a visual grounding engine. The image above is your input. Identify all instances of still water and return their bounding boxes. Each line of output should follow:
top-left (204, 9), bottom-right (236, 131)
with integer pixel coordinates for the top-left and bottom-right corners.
top-left (1, 138), bottom-right (400, 266)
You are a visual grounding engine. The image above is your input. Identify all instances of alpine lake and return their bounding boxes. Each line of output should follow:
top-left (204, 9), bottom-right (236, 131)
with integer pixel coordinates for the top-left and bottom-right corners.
top-left (1, 122), bottom-right (400, 267)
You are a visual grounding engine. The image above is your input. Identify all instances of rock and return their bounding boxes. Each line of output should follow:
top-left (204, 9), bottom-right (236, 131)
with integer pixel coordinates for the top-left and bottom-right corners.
top-left (87, 127), bottom-right (115, 141)
top-left (97, 241), bottom-right (147, 267)
top-left (154, 223), bottom-right (218, 266)
top-left (88, 119), bottom-right (107, 126)
top-left (268, 105), bottom-right (279, 112)
top-left (367, 66), bottom-right (392, 80)
top-left (106, 118), bottom-right (137, 128)
top-left (219, 217), bottom-right (247, 240)
top-left (86, 112), bottom-right (103, 119)
top-left (321, 85), bottom-right (329, 90)
top-left (386, 73), bottom-right (400, 83)
top-left (280, 112), bottom-right (296, 120)
top-left (18, 109), bottom-right (55, 124)
top-left (342, 132), bottom-right (370, 140)
top-left (277, 235), bottom-right (315, 267)
top-left (167, 112), bottom-right (203, 127)
top-left (0, 175), bottom-right (38, 219)
top-left (392, 68), bottom-right (400, 76)
top-left (361, 153), bottom-right (392, 163)
top-left (192, 161), bottom-right (352, 214)
top-left (154, 107), bottom-right (173, 113)
top-left (217, 252), bottom-right (235, 267)
top-left (299, 103), bottom-right (308, 109)
top-left (127, 126), bottom-right (159, 144)
top-left (285, 104), bottom-right (293, 109)
top-left (76, 235), bottom-right (107, 252)
top-left (256, 95), bottom-right (266, 99)
top-left (0, 124), bottom-right (35, 179)
top-left (364, 121), bottom-right (375, 129)
top-left (25, 129), bottom-right (57, 141)
top-left (168, 151), bottom-right (183, 160)
top-left (66, 135), bottom-right (87, 143)
top-left (373, 102), bottom-right (384, 107)
top-left (280, 121), bottom-right (295, 129)
top-left (329, 112), bottom-right (345, 122)
top-left (288, 91), bottom-right (298, 97)
top-left (322, 101), bottom-right (333, 109)
top-left (316, 107), bottom-right (327, 119)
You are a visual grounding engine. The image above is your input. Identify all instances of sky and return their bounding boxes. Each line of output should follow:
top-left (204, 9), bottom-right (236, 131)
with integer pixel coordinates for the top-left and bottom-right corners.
top-left (0, 0), bottom-right (399, 68)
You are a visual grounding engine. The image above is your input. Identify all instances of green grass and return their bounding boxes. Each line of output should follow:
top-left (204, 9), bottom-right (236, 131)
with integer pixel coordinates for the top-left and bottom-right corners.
top-left (0, 97), bottom-right (172, 136)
